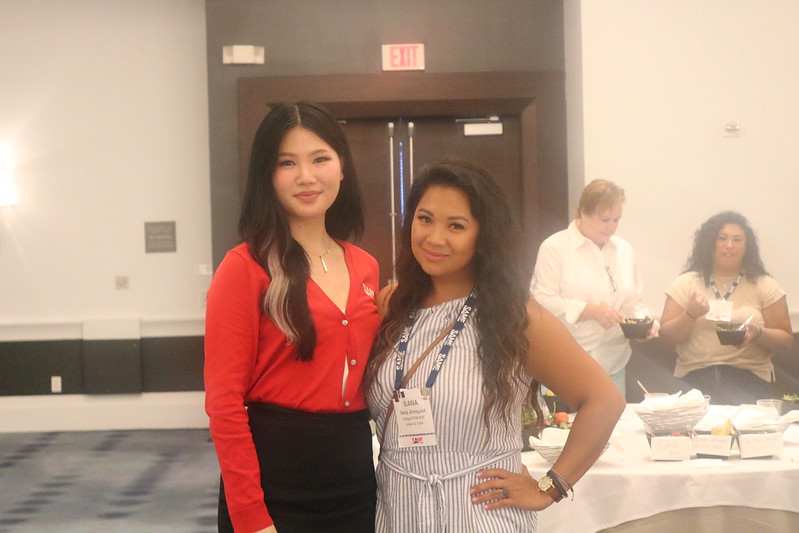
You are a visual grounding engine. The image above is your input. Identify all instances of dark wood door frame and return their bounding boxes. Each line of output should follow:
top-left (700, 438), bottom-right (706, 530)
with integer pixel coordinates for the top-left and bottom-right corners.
top-left (237, 70), bottom-right (568, 253)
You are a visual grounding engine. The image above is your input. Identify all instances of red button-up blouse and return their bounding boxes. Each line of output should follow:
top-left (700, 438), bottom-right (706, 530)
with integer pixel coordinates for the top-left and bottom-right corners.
top-left (204, 242), bottom-right (380, 532)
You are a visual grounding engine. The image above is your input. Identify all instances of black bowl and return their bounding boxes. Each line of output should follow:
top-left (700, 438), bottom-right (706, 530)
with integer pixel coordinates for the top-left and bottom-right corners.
top-left (619, 318), bottom-right (654, 339)
top-left (716, 322), bottom-right (745, 345)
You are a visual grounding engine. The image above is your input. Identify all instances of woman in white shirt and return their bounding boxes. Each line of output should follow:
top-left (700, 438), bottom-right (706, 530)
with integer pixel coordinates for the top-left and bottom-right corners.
top-left (531, 180), bottom-right (657, 398)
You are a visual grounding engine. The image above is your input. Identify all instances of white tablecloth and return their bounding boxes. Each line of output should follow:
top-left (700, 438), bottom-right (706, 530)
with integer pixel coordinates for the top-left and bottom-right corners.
top-left (523, 404), bottom-right (799, 533)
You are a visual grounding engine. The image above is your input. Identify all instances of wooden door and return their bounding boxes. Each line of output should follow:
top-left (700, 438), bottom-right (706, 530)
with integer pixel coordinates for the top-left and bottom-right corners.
top-left (339, 118), bottom-right (395, 287)
top-left (409, 116), bottom-right (522, 220)
top-left (233, 72), bottom-right (568, 271)
top-left (342, 115), bottom-right (523, 288)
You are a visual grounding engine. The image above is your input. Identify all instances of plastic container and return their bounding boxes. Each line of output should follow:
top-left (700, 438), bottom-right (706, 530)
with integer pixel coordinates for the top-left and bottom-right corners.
top-left (716, 322), bottom-right (745, 345)
top-left (620, 318), bottom-right (654, 339)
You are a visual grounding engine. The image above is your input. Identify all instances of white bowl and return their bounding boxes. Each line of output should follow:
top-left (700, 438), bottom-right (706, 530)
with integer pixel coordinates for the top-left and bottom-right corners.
top-left (634, 396), bottom-right (710, 433)
top-left (533, 444), bottom-right (565, 463)
top-left (530, 442), bottom-right (609, 463)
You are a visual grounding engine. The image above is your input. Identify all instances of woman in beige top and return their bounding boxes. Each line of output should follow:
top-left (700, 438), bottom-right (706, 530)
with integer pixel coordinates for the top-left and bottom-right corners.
top-left (659, 211), bottom-right (792, 404)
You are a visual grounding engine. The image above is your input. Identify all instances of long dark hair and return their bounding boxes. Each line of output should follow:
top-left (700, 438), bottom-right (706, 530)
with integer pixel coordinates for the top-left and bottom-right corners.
top-left (238, 101), bottom-right (364, 361)
top-left (365, 158), bottom-right (540, 429)
top-left (684, 210), bottom-right (767, 284)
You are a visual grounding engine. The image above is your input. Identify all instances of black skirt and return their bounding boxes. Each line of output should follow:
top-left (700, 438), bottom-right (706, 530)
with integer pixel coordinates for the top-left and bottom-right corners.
top-left (218, 403), bottom-right (376, 533)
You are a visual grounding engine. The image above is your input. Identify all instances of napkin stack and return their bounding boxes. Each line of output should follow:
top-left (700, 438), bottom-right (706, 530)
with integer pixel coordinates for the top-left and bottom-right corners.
top-left (731, 405), bottom-right (799, 432)
top-left (635, 388), bottom-right (708, 414)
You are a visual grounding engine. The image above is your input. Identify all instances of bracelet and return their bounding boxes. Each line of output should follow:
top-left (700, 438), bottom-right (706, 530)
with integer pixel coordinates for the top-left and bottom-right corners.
top-left (547, 468), bottom-right (574, 501)
top-left (685, 310), bottom-right (699, 320)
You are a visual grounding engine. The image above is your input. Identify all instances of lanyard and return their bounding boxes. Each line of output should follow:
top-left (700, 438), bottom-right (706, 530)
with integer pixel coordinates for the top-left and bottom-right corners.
top-left (393, 289), bottom-right (477, 394)
top-left (709, 273), bottom-right (743, 300)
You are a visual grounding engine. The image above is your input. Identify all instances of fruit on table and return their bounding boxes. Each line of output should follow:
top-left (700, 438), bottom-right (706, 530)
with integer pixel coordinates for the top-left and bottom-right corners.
top-left (539, 412), bottom-right (571, 430)
top-left (553, 412), bottom-right (570, 424)
top-left (710, 419), bottom-right (734, 436)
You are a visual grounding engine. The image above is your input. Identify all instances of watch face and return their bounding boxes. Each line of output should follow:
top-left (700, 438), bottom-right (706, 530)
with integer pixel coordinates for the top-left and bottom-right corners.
top-left (538, 475), bottom-right (554, 491)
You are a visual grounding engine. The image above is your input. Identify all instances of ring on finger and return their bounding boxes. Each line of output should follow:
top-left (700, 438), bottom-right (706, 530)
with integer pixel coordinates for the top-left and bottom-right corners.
top-left (501, 487), bottom-right (510, 498)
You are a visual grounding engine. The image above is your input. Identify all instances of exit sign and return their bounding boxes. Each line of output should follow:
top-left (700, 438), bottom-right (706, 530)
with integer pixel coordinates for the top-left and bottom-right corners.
top-left (382, 43), bottom-right (425, 71)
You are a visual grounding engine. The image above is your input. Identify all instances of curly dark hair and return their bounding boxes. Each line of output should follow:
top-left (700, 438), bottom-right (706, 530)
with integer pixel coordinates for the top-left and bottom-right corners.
top-left (365, 158), bottom-right (541, 430)
top-left (684, 211), bottom-right (767, 284)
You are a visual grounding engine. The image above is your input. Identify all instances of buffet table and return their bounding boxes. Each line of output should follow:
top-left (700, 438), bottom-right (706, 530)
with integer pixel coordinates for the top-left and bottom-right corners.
top-left (523, 404), bottom-right (799, 533)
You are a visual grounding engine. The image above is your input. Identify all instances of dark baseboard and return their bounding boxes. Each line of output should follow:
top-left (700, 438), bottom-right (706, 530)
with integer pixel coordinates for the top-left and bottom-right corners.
top-left (83, 339), bottom-right (143, 394)
top-left (4, 333), bottom-right (795, 400)
top-left (141, 336), bottom-right (205, 392)
top-left (0, 340), bottom-right (84, 395)
top-left (0, 336), bottom-right (204, 396)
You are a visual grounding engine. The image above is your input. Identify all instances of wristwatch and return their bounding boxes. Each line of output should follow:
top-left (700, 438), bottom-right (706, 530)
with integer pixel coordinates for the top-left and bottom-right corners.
top-left (538, 475), bottom-right (564, 502)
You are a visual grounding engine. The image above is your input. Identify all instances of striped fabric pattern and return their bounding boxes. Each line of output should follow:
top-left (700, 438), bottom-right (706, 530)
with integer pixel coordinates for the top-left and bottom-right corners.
top-left (369, 297), bottom-right (538, 532)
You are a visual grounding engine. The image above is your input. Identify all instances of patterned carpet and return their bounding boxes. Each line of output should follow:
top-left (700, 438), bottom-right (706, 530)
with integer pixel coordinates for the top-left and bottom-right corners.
top-left (0, 429), bottom-right (219, 532)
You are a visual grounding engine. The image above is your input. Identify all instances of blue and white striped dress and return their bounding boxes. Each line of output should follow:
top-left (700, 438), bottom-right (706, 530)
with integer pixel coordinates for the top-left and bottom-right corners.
top-left (368, 297), bottom-right (538, 532)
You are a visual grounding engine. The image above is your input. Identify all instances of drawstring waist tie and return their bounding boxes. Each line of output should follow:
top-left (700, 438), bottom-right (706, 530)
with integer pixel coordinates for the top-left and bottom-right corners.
top-left (381, 449), bottom-right (518, 533)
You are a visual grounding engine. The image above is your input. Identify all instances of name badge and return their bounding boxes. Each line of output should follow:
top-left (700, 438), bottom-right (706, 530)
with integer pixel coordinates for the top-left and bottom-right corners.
top-left (706, 299), bottom-right (733, 322)
top-left (395, 388), bottom-right (437, 448)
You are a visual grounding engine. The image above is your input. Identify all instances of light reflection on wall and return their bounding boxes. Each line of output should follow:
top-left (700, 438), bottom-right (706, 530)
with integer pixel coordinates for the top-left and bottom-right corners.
top-left (0, 143), bottom-right (16, 207)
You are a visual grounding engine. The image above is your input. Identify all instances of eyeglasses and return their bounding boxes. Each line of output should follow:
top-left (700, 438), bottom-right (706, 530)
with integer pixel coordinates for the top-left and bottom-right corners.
top-left (605, 266), bottom-right (617, 293)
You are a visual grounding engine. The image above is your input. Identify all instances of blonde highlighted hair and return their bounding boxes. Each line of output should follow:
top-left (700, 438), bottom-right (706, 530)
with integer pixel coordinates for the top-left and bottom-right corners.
top-left (576, 179), bottom-right (625, 219)
top-left (238, 102), bottom-right (364, 360)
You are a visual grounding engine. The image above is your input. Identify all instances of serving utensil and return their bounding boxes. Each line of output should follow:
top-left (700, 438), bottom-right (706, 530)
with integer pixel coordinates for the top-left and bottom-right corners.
top-left (737, 313), bottom-right (755, 330)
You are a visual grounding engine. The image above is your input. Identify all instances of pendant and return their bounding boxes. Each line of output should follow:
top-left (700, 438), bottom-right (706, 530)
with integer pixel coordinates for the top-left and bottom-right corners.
top-left (320, 256), bottom-right (329, 273)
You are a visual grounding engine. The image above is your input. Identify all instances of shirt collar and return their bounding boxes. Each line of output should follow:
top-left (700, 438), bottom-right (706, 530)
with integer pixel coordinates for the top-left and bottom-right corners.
top-left (567, 219), bottom-right (617, 252)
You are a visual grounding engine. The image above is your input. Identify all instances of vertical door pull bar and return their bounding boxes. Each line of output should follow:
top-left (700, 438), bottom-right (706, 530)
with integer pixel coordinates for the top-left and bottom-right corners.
top-left (387, 122), bottom-right (398, 283)
top-left (408, 121), bottom-right (415, 187)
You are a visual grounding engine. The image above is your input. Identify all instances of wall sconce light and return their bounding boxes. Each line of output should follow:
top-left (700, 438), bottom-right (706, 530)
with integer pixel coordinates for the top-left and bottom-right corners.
top-left (0, 143), bottom-right (17, 207)
top-left (222, 45), bottom-right (265, 65)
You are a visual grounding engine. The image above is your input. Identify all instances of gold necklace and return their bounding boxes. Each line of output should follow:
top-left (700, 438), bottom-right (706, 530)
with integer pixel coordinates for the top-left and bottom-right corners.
top-left (308, 237), bottom-right (332, 273)
top-left (319, 242), bottom-right (331, 273)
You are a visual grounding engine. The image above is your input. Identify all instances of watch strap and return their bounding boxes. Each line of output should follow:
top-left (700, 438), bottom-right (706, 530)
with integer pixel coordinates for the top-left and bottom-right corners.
top-left (547, 468), bottom-right (573, 500)
top-left (538, 475), bottom-right (564, 502)
top-left (544, 482), bottom-right (564, 502)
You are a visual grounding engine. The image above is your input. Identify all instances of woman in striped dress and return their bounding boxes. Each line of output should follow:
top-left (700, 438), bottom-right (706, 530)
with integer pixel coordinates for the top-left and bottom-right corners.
top-left (365, 159), bottom-right (625, 532)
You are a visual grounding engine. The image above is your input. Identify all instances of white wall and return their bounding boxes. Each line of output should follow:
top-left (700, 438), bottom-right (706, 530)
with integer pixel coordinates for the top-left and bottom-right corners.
top-left (563, 0), bottom-right (586, 215)
top-left (565, 0), bottom-right (799, 322)
top-left (0, 0), bottom-right (212, 340)
top-left (0, 0), bottom-right (211, 430)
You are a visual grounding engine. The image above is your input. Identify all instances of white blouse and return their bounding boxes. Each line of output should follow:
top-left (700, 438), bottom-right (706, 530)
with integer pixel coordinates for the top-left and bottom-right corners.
top-left (532, 221), bottom-right (655, 374)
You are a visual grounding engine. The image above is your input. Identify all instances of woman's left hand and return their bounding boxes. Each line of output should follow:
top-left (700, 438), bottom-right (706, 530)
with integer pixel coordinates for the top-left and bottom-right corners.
top-left (470, 466), bottom-right (555, 511)
top-left (741, 323), bottom-right (763, 347)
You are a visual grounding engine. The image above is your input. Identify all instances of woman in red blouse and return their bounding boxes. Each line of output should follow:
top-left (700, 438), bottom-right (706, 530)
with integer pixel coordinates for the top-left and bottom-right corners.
top-left (205, 102), bottom-right (381, 533)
